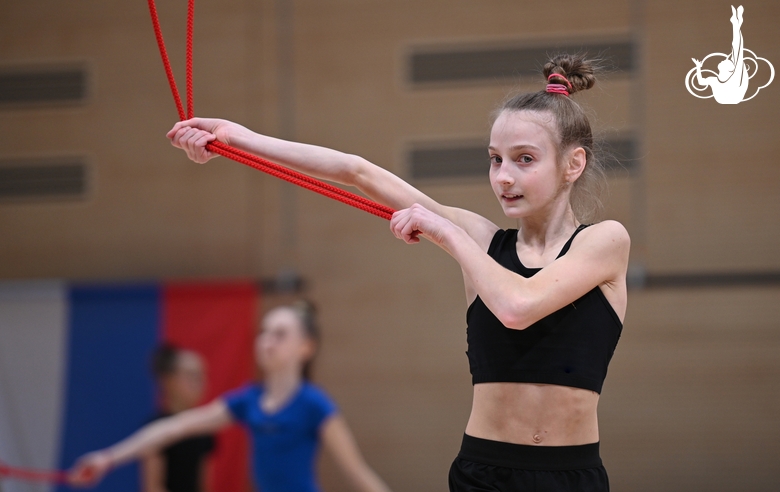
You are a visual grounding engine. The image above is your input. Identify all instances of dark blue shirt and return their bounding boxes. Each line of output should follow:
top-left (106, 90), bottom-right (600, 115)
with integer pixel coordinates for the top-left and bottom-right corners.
top-left (223, 382), bottom-right (338, 492)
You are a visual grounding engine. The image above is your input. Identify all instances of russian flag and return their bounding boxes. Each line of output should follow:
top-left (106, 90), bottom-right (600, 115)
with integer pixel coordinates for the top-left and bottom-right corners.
top-left (0, 280), bottom-right (258, 492)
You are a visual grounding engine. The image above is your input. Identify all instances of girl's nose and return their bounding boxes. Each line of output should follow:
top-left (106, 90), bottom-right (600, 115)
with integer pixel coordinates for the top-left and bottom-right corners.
top-left (496, 163), bottom-right (514, 185)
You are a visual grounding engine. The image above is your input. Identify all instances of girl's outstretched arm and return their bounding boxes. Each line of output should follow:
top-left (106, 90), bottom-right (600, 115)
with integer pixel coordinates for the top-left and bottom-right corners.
top-left (68, 400), bottom-right (232, 487)
top-left (167, 118), bottom-right (500, 251)
top-left (320, 414), bottom-right (393, 492)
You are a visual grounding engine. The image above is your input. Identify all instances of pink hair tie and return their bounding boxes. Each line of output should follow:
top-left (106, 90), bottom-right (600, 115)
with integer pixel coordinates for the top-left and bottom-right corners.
top-left (546, 83), bottom-right (570, 96)
top-left (546, 73), bottom-right (572, 96)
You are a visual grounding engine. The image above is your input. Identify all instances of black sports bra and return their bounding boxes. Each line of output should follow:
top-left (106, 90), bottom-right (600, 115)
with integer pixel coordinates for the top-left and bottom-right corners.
top-left (466, 225), bottom-right (623, 394)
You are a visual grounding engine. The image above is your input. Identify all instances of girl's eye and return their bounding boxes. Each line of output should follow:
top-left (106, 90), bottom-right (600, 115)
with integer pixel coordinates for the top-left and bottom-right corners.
top-left (519, 155), bottom-right (533, 164)
top-left (490, 155), bottom-right (502, 165)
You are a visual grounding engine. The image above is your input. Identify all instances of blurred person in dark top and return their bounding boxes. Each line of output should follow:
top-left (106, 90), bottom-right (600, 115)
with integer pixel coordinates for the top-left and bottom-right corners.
top-left (145, 344), bottom-right (214, 492)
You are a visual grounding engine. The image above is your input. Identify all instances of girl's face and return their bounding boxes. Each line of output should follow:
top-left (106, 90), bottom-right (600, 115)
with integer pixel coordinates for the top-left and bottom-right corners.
top-left (488, 110), bottom-right (569, 219)
top-left (255, 308), bottom-right (314, 375)
top-left (165, 351), bottom-right (206, 408)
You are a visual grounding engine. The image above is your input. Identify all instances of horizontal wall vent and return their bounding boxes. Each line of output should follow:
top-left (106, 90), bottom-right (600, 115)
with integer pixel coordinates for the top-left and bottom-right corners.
top-left (409, 137), bottom-right (638, 181)
top-left (0, 66), bottom-right (87, 106)
top-left (644, 271), bottom-right (780, 289)
top-left (0, 157), bottom-right (88, 201)
top-left (409, 144), bottom-right (489, 180)
top-left (409, 40), bottom-right (633, 85)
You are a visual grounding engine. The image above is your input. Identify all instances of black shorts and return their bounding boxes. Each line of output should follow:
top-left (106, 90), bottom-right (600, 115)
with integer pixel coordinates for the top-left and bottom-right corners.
top-left (449, 434), bottom-right (609, 492)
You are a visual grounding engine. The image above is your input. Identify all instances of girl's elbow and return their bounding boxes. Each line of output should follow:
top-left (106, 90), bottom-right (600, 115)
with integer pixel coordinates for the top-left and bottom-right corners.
top-left (496, 301), bottom-right (533, 330)
top-left (500, 316), bottom-right (532, 331)
top-left (342, 154), bottom-right (367, 185)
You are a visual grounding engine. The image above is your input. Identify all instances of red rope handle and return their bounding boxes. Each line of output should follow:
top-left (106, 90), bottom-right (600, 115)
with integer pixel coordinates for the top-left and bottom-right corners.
top-left (146, 0), bottom-right (396, 220)
top-left (0, 459), bottom-right (69, 484)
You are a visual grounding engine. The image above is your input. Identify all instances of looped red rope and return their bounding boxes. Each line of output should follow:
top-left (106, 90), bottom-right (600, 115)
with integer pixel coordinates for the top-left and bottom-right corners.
top-left (146, 0), bottom-right (395, 220)
top-left (0, 459), bottom-right (69, 484)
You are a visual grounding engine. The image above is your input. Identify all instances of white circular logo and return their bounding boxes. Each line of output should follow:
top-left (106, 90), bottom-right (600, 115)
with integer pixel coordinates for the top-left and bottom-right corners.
top-left (684, 5), bottom-right (774, 104)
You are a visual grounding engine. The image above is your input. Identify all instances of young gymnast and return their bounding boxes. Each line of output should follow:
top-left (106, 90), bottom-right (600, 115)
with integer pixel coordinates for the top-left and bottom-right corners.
top-left (145, 345), bottom-right (214, 492)
top-left (166, 53), bottom-right (629, 491)
top-left (68, 303), bottom-right (393, 492)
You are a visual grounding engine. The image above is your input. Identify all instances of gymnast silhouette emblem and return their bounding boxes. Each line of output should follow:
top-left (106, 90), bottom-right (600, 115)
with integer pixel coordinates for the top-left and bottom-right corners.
top-left (685, 5), bottom-right (774, 104)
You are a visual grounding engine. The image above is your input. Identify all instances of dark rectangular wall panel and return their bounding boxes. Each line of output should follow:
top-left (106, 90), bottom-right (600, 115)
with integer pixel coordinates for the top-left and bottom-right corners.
top-left (409, 145), bottom-right (489, 180)
top-left (0, 67), bottom-right (87, 106)
top-left (409, 137), bottom-right (637, 180)
top-left (410, 41), bottom-right (633, 84)
top-left (644, 271), bottom-right (780, 288)
top-left (0, 157), bottom-right (88, 200)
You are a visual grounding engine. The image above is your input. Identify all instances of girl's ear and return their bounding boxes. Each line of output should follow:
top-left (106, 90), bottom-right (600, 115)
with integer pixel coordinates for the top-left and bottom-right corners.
top-left (564, 147), bottom-right (587, 184)
top-left (300, 337), bottom-right (317, 362)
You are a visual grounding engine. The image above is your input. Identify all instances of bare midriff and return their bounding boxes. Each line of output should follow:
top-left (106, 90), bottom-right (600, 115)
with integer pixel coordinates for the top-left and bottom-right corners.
top-left (465, 382), bottom-right (599, 446)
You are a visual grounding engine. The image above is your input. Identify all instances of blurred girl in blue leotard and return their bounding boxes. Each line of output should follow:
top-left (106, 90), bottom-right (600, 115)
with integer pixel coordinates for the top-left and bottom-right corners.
top-left (69, 303), bottom-right (392, 492)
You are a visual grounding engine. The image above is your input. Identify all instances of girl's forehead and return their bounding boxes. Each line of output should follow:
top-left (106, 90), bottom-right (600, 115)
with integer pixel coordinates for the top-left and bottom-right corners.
top-left (490, 110), bottom-right (557, 148)
top-left (176, 351), bottom-right (204, 371)
top-left (261, 308), bottom-right (302, 331)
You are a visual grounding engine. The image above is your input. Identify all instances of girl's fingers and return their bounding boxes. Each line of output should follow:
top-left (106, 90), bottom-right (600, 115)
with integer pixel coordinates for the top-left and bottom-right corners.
top-left (173, 127), bottom-right (198, 148)
top-left (184, 128), bottom-right (205, 148)
top-left (391, 210), bottom-right (414, 241)
top-left (391, 206), bottom-right (431, 242)
top-left (168, 118), bottom-right (209, 137)
top-left (171, 128), bottom-right (213, 163)
top-left (168, 126), bottom-right (188, 148)
top-left (168, 118), bottom-right (229, 164)
top-left (68, 464), bottom-right (98, 486)
top-left (166, 121), bottom-right (187, 139)
top-left (195, 133), bottom-right (216, 147)
top-left (391, 210), bottom-right (422, 244)
top-left (402, 219), bottom-right (422, 244)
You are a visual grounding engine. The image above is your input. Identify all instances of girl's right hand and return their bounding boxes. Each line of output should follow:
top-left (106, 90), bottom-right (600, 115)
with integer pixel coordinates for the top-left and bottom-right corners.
top-left (68, 451), bottom-right (113, 488)
top-left (166, 118), bottom-right (247, 164)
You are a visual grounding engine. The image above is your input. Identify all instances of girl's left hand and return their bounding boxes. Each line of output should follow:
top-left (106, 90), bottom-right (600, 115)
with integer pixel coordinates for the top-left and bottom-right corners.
top-left (67, 451), bottom-right (112, 487)
top-left (390, 203), bottom-right (455, 247)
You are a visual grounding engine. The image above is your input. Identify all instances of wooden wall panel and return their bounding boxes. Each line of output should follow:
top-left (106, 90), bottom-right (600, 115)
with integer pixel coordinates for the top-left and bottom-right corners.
top-left (601, 287), bottom-right (780, 491)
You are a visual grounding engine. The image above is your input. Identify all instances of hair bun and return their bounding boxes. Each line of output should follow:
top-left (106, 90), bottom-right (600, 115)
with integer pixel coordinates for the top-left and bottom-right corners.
top-left (543, 54), bottom-right (597, 95)
top-left (292, 299), bottom-right (316, 319)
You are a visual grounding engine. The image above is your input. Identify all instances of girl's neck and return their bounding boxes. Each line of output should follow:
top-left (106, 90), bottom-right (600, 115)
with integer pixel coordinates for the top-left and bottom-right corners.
top-left (261, 368), bottom-right (303, 412)
top-left (516, 202), bottom-right (579, 248)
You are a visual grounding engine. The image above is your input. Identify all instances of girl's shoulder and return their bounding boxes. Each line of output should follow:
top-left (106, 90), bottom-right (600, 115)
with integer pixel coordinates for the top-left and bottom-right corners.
top-left (300, 382), bottom-right (338, 416)
top-left (300, 382), bottom-right (334, 402)
top-left (221, 382), bottom-right (262, 422)
top-left (572, 220), bottom-right (631, 265)
top-left (222, 382), bottom-right (262, 404)
top-left (579, 220), bottom-right (630, 246)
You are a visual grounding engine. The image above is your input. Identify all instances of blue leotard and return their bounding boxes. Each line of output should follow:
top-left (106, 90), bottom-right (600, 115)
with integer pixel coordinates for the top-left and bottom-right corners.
top-left (223, 382), bottom-right (337, 492)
